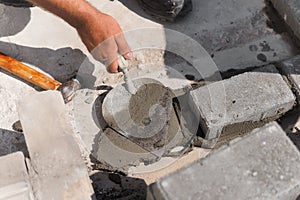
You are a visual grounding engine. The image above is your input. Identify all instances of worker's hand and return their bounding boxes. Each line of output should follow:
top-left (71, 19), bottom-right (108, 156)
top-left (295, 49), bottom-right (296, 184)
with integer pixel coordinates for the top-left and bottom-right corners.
top-left (76, 12), bottom-right (132, 73)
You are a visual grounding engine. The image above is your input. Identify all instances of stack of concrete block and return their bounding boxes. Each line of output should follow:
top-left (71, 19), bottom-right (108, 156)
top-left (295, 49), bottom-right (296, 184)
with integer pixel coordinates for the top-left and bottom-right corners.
top-left (149, 122), bottom-right (300, 200)
top-left (189, 65), bottom-right (295, 147)
top-left (18, 91), bottom-right (95, 200)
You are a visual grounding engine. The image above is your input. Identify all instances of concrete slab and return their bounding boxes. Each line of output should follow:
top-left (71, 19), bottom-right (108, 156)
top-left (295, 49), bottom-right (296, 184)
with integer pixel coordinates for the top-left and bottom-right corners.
top-left (214, 34), bottom-right (297, 72)
top-left (277, 55), bottom-right (300, 103)
top-left (150, 122), bottom-right (300, 200)
top-left (18, 91), bottom-right (95, 200)
top-left (116, 0), bottom-right (298, 73)
top-left (190, 65), bottom-right (295, 144)
top-left (0, 152), bottom-right (34, 200)
top-left (271, 0), bottom-right (300, 40)
top-left (0, 69), bottom-right (36, 130)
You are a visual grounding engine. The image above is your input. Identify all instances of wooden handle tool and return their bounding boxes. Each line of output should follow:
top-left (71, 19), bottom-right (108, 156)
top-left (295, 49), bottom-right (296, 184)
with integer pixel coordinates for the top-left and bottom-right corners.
top-left (0, 52), bottom-right (62, 90)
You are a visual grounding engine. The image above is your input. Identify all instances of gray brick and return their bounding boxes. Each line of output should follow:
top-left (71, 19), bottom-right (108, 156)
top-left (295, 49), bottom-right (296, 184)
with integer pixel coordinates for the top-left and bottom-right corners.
top-left (271, 0), bottom-right (300, 40)
top-left (190, 65), bottom-right (295, 143)
top-left (0, 152), bottom-right (34, 200)
top-left (18, 91), bottom-right (95, 200)
top-left (277, 55), bottom-right (300, 103)
top-left (150, 122), bottom-right (300, 200)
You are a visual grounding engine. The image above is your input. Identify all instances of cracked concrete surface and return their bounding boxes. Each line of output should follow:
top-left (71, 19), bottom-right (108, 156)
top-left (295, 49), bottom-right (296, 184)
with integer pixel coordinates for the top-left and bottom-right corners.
top-left (0, 0), bottom-right (300, 199)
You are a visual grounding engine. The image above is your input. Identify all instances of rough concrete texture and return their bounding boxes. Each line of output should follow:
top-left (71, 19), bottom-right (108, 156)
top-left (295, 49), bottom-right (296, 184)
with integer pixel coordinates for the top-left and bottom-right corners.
top-left (0, 0), bottom-right (298, 157)
top-left (190, 65), bottom-right (295, 142)
top-left (150, 122), bottom-right (300, 200)
top-left (18, 91), bottom-right (95, 200)
top-left (0, 152), bottom-right (34, 200)
top-left (214, 35), bottom-right (297, 72)
top-left (113, 0), bottom-right (298, 72)
top-left (93, 127), bottom-right (157, 173)
top-left (0, 0), bottom-right (297, 199)
top-left (271, 0), bottom-right (300, 40)
top-left (277, 55), bottom-right (300, 103)
top-left (127, 63), bottom-right (192, 97)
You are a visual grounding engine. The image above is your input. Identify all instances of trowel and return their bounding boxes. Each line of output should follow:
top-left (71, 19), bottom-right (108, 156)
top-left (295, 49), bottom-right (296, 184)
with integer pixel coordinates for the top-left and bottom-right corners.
top-left (102, 56), bottom-right (177, 157)
top-left (0, 52), bottom-right (80, 103)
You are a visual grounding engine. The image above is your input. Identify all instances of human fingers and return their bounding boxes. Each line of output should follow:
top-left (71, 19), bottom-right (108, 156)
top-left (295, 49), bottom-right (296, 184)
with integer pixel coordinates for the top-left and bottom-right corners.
top-left (114, 32), bottom-right (132, 60)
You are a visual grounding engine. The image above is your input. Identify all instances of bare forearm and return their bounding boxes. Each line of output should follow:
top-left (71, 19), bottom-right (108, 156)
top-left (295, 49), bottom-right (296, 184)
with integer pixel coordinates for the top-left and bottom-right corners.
top-left (28, 0), bottom-right (132, 73)
top-left (28, 0), bottom-right (99, 28)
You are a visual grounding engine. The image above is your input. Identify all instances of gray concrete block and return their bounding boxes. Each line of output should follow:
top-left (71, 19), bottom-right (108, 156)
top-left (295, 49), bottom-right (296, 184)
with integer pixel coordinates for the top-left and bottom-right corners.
top-left (18, 91), bottom-right (95, 200)
top-left (190, 65), bottom-right (295, 143)
top-left (150, 122), bottom-right (300, 200)
top-left (271, 0), bottom-right (300, 40)
top-left (277, 55), bottom-right (300, 103)
top-left (0, 152), bottom-right (34, 200)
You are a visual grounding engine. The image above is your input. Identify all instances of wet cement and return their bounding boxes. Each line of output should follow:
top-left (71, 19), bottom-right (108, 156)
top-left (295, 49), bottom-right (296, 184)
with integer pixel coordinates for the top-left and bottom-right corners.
top-left (93, 83), bottom-right (195, 173)
top-left (129, 83), bottom-right (173, 126)
top-left (127, 83), bottom-right (177, 151)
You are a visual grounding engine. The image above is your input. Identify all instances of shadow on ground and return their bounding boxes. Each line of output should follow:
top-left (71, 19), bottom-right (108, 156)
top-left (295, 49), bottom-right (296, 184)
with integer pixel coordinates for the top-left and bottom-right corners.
top-left (0, 4), bottom-right (31, 37)
top-left (0, 41), bottom-right (95, 84)
top-left (0, 4), bottom-right (96, 89)
top-left (0, 128), bottom-right (28, 157)
top-left (90, 171), bottom-right (147, 200)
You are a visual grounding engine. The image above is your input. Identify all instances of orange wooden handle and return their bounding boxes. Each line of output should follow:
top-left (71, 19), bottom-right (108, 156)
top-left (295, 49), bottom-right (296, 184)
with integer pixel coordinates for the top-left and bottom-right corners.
top-left (0, 53), bottom-right (62, 90)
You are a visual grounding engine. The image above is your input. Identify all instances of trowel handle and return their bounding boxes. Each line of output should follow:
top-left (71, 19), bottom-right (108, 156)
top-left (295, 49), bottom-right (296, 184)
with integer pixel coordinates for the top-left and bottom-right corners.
top-left (117, 56), bottom-right (137, 94)
top-left (117, 56), bottom-right (129, 73)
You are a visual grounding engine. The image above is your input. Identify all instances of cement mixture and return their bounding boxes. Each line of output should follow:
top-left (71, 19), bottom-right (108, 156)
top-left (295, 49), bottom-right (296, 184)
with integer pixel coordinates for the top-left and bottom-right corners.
top-left (128, 83), bottom-right (174, 150)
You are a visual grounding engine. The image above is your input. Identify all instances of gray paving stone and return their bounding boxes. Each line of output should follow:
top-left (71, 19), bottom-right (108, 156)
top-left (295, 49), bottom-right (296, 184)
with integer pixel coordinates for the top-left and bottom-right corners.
top-left (18, 91), bottom-right (95, 200)
top-left (277, 55), bottom-right (300, 103)
top-left (165, 0), bottom-right (298, 73)
top-left (189, 65), bottom-right (295, 143)
top-left (0, 152), bottom-right (34, 200)
top-left (271, 0), bottom-right (300, 40)
top-left (150, 122), bottom-right (300, 200)
top-left (213, 35), bottom-right (297, 73)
